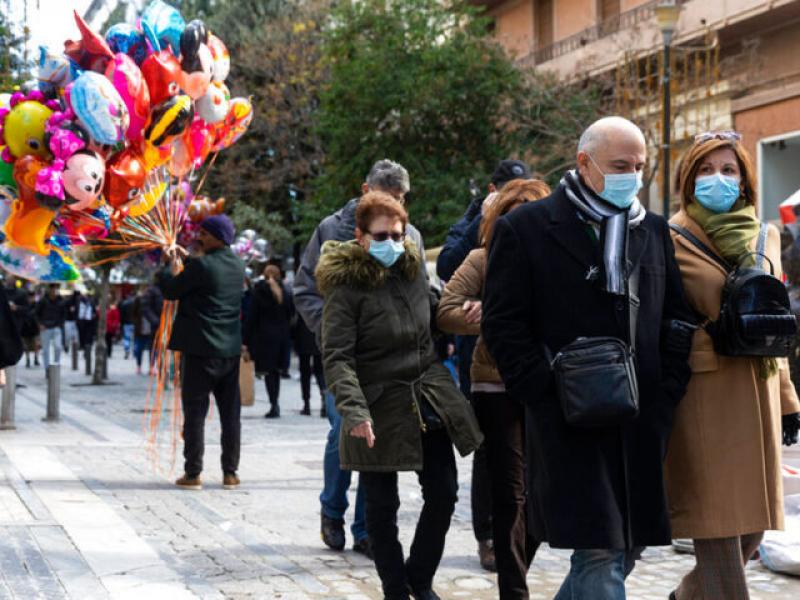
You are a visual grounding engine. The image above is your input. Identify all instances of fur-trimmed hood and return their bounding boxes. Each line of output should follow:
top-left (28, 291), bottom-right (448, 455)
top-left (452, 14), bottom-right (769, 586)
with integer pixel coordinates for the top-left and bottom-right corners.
top-left (315, 238), bottom-right (421, 296)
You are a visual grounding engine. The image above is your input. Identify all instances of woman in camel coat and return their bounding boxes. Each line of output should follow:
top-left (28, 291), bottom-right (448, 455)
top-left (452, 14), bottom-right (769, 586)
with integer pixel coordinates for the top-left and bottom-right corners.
top-left (666, 132), bottom-right (800, 600)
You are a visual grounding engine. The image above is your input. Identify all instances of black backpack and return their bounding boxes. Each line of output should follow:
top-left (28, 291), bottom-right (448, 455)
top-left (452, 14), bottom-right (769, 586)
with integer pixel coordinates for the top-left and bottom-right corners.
top-left (670, 223), bottom-right (797, 357)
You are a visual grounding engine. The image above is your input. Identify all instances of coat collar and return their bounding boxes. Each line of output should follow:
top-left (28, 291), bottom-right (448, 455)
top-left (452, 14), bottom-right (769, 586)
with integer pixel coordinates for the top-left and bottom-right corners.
top-left (670, 210), bottom-right (728, 277)
top-left (546, 187), bottom-right (650, 274)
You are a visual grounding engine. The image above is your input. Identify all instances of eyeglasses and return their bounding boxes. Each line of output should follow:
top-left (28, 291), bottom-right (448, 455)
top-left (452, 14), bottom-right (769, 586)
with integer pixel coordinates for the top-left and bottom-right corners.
top-left (694, 130), bottom-right (742, 144)
top-left (367, 230), bottom-right (405, 242)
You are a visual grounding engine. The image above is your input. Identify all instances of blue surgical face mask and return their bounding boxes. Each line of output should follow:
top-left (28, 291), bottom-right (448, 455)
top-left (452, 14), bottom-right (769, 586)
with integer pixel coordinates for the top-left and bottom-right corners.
top-left (694, 173), bottom-right (741, 213)
top-left (589, 155), bottom-right (643, 209)
top-left (368, 239), bottom-right (405, 268)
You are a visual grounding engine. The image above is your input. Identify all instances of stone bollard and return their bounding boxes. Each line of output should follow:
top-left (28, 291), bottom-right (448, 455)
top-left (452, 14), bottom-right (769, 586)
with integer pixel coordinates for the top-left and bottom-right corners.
top-left (84, 346), bottom-right (92, 376)
top-left (45, 364), bottom-right (60, 422)
top-left (1, 365), bottom-right (17, 430)
top-left (71, 342), bottom-right (78, 371)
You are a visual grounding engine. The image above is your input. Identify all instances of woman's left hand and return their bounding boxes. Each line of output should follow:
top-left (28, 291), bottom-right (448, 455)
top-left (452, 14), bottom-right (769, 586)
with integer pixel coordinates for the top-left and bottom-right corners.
top-left (463, 300), bottom-right (482, 325)
top-left (350, 420), bottom-right (376, 448)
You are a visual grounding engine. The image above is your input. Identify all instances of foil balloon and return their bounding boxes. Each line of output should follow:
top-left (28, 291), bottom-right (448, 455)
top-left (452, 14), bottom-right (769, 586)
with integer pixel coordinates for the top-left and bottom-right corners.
top-left (207, 34), bottom-right (230, 82)
top-left (188, 195), bottom-right (225, 222)
top-left (63, 10), bottom-right (114, 72)
top-left (105, 23), bottom-right (148, 66)
top-left (196, 80), bottom-right (229, 124)
top-left (5, 156), bottom-right (56, 255)
top-left (0, 91), bottom-right (57, 161)
top-left (141, 141), bottom-right (171, 172)
top-left (0, 148), bottom-right (14, 188)
top-left (179, 20), bottom-right (212, 100)
top-left (170, 135), bottom-right (193, 177)
top-left (105, 53), bottom-right (151, 141)
top-left (104, 147), bottom-right (146, 209)
top-left (141, 50), bottom-right (182, 107)
top-left (140, 0), bottom-right (185, 56)
top-left (212, 97), bottom-right (253, 151)
top-left (126, 179), bottom-right (166, 218)
top-left (0, 244), bottom-right (81, 282)
top-left (69, 71), bottom-right (130, 145)
top-left (180, 20), bottom-right (208, 69)
top-left (37, 46), bottom-right (76, 95)
top-left (144, 94), bottom-right (193, 148)
top-left (55, 204), bottom-right (111, 246)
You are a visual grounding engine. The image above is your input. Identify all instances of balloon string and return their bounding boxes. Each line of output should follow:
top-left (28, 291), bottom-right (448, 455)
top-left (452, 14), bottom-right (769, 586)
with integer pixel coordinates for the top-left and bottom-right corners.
top-left (193, 152), bottom-right (219, 196)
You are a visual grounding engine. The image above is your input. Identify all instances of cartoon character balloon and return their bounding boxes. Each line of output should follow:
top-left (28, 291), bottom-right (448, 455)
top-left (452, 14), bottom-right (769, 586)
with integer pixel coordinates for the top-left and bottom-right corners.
top-left (105, 148), bottom-right (166, 216)
top-left (105, 23), bottom-right (148, 65)
top-left (140, 0), bottom-right (185, 56)
top-left (207, 34), bottom-right (230, 82)
top-left (0, 91), bottom-right (57, 162)
top-left (144, 94), bottom-right (194, 148)
top-left (63, 10), bottom-right (114, 72)
top-left (141, 50), bottom-right (182, 106)
top-left (196, 80), bottom-right (229, 124)
top-left (37, 46), bottom-right (77, 96)
top-left (212, 97), bottom-right (253, 151)
top-left (4, 155), bottom-right (56, 255)
top-left (69, 71), bottom-right (129, 145)
top-left (105, 53), bottom-right (150, 141)
top-left (179, 20), bottom-right (212, 100)
top-left (188, 195), bottom-right (225, 222)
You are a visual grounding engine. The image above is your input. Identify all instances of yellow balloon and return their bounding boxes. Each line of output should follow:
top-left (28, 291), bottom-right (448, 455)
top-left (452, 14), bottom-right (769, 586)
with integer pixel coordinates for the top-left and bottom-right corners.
top-left (3, 101), bottom-right (53, 160)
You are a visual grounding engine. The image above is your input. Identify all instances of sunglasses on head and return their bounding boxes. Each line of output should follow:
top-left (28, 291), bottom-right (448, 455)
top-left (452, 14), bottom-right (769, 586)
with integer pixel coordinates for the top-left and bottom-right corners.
top-left (694, 130), bottom-right (742, 144)
top-left (368, 230), bottom-right (405, 242)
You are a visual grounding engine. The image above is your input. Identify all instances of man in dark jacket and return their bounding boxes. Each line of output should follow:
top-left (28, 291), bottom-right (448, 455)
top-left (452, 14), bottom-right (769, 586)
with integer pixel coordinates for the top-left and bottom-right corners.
top-left (435, 158), bottom-right (531, 571)
top-left (36, 284), bottom-right (66, 371)
top-left (158, 215), bottom-right (245, 491)
top-left (294, 159), bottom-right (424, 558)
top-left (483, 117), bottom-right (694, 598)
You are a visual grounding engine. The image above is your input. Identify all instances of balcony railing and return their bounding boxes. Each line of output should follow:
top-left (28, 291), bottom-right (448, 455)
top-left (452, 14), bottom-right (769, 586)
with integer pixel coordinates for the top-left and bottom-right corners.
top-left (532, 0), bottom-right (688, 65)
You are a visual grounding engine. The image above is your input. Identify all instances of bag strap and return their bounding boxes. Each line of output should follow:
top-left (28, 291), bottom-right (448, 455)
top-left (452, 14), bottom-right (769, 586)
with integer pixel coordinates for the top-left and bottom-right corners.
top-left (755, 222), bottom-right (768, 271)
top-left (669, 223), bottom-right (732, 272)
top-left (628, 262), bottom-right (640, 353)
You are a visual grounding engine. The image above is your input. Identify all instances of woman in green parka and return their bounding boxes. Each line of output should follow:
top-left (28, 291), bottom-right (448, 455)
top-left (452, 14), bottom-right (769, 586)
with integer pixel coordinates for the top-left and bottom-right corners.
top-left (317, 191), bottom-right (483, 600)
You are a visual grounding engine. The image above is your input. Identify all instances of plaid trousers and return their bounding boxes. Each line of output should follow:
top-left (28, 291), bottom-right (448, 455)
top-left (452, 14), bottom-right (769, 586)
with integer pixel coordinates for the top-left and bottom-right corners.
top-left (675, 532), bottom-right (764, 600)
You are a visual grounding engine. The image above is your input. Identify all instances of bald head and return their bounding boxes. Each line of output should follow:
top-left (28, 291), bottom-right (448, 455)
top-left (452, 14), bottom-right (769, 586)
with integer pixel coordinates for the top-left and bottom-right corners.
top-left (576, 116), bottom-right (647, 195)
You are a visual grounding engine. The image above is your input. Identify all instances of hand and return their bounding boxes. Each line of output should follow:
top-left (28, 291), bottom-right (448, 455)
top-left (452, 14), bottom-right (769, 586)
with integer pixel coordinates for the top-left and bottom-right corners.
top-left (241, 346), bottom-right (251, 361)
top-left (164, 244), bottom-right (188, 275)
top-left (463, 300), bottom-right (482, 325)
top-left (350, 420), bottom-right (376, 448)
top-left (446, 343), bottom-right (455, 357)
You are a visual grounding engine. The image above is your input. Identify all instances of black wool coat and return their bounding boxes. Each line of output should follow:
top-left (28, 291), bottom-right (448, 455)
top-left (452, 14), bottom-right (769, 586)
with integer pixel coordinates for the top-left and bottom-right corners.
top-left (482, 185), bottom-right (694, 550)
top-left (244, 280), bottom-right (293, 373)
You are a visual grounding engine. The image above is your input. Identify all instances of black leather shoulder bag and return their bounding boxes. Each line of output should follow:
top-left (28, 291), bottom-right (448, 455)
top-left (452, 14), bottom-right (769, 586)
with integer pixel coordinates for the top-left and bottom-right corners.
top-left (550, 265), bottom-right (640, 427)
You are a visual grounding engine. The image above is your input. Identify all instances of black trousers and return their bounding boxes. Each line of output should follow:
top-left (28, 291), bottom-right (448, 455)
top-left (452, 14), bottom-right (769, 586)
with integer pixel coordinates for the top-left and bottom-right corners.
top-left (361, 429), bottom-right (458, 599)
top-left (264, 369), bottom-right (280, 406)
top-left (298, 353), bottom-right (325, 401)
top-left (473, 392), bottom-right (539, 599)
top-left (181, 354), bottom-right (241, 477)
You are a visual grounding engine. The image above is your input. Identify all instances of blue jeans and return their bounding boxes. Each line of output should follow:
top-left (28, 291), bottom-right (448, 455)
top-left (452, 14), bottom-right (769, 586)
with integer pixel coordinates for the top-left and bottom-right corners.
top-left (319, 391), bottom-right (367, 541)
top-left (554, 547), bottom-right (643, 600)
top-left (122, 324), bottom-right (134, 356)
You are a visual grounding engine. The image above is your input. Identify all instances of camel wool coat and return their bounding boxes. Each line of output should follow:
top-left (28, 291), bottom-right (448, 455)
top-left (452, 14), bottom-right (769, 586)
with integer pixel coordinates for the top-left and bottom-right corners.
top-left (665, 210), bottom-right (800, 539)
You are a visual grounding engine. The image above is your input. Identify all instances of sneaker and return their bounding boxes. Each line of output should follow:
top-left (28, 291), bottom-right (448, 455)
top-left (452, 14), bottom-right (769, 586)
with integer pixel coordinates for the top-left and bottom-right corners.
top-left (223, 473), bottom-right (240, 490)
top-left (264, 405), bottom-right (280, 419)
top-left (478, 539), bottom-right (497, 572)
top-left (321, 513), bottom-right (345, 551)
top-left (175, 474), bottom-right (202, 490)
top-left (353, 537), bottom-right (374, 560)
top-left (320, 405), bottom-right (327, 418)
top-left (300, 404), bottom-right (311, 416)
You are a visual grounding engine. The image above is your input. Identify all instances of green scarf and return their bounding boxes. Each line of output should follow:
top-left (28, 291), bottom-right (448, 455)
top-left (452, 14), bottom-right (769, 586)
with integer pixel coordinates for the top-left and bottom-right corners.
top-left (686, 198), bottom-right (776, 378)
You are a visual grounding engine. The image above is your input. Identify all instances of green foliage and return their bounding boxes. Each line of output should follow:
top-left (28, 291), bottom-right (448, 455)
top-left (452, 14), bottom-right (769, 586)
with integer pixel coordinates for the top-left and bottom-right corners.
top-left (0, 6), bottom-right (29, 89)
top-left (228, 202), bottom-right (293, 254)
top-left (309, 0), bottom-right (521, 245)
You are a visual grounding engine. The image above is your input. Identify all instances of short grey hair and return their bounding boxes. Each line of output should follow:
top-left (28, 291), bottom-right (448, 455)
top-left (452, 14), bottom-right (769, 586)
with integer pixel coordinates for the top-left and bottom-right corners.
top-left (366, 159), bottom-right (410, 194)
top-left (577, 116), bottom-right (644, 155)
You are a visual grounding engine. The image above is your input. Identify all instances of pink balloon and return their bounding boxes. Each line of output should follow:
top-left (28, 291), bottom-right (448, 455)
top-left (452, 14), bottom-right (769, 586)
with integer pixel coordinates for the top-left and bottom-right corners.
top-left (106, 53), bottom-right (151, 141)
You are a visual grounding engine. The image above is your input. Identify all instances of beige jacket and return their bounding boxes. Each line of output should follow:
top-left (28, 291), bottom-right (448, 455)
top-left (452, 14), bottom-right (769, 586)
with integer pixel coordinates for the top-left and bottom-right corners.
top-left (665, 210), bottom-right (800, 538)
top-left (436, 248), bottom-right (502, 386)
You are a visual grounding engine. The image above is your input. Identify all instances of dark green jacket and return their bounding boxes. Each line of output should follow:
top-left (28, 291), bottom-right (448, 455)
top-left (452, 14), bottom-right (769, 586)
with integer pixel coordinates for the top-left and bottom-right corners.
top-left (317, 239), bottom-right (483, 472)
top-left (157, 246), bottom-right (245, 358)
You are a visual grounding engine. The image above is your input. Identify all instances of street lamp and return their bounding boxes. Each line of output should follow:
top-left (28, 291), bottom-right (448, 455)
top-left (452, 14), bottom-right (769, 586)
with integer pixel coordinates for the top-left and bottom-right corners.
top-left (655, 0), bottom-right (682, 217)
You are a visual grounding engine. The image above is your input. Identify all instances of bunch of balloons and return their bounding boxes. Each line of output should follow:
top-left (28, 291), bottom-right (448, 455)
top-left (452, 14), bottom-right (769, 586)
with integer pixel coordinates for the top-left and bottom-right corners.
top-left (232, 229), bottom-right (270, 265)
top-left (0, 0), bottom-right (252, 282)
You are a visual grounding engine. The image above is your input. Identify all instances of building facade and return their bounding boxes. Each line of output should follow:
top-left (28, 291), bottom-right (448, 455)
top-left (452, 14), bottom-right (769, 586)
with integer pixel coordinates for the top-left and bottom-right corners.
top-left (478, 0), bottom-right (800, 219)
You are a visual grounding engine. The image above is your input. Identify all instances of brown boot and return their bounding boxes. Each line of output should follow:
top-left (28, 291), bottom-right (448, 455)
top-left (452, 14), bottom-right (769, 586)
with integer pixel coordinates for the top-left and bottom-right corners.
top-left (175, 474), bottom-right (202, 490)
top-left (478, 539), bottom-right (497, 572)
top-left (223, 473), bottom-right (240, 490)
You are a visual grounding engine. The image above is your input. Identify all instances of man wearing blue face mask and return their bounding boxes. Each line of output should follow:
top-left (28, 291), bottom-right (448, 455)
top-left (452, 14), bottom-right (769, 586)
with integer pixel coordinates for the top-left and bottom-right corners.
top-left (483, 116), bottom-right (696, 599)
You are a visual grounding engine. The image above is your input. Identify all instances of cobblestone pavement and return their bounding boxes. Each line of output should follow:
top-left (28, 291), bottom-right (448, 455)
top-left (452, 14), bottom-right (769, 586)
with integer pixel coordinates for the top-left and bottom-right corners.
top-left (1, 348), bottom-right (799, 599)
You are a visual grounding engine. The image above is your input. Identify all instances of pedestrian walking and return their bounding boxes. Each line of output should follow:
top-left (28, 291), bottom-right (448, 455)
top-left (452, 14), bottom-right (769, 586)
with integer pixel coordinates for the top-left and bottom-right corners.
top-left (63, 290), bottom-right (79, 354)
top-left (105, 300), bottom-right (120, 358)
top-left (436, 159), bottom-right (532, 571)
top-left (665, 132), bottom-right (800, 600)
top-left (76, 292), bottom-right (96, 356)
top-left (158, 215), bottom-right (245, 491)
top-left (244, 264), bottom-right (293, 419)
top-left (20, 290), bottom-right (40, 369)
top-left (437, 178), bottom-right (550, 599)
top-left (36, 284), bottom-right (65, 370)
top-left (292, 315), bottom-right (326, 416)
top-left (133, 284), bottom-right (162, 375)
top-left (294, 159), bottom-right (425, 556)
top-left (119, 293), bottom-right (135, 359)
top-left (318, 192), bottom-right (482, 600)
top-left (0, 283), bottom-right (23, 371)
top-left (482, 117), bottom-right (696, 599)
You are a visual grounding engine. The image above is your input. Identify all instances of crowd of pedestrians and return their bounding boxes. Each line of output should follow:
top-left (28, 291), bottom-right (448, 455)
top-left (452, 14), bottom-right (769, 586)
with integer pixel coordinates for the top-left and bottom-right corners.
top-left (4, 116), bottom-right (800, 600)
